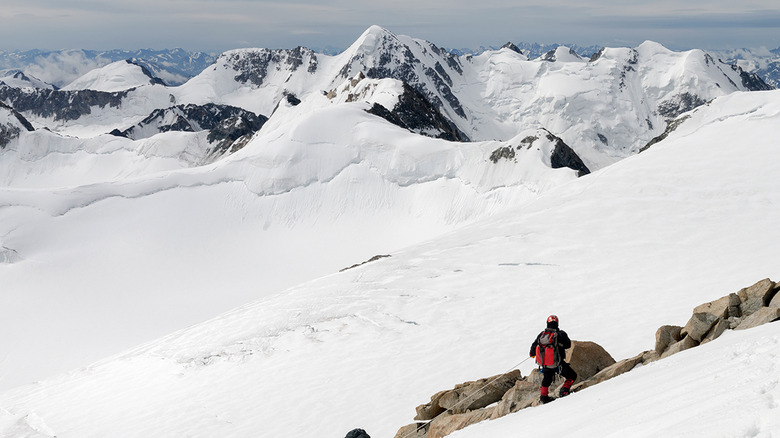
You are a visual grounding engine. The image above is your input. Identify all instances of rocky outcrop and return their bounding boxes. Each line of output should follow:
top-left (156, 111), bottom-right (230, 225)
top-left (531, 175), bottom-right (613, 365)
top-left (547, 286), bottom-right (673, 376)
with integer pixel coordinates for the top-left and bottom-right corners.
top-left (366, 82), bottom-right (468, 142)
top-left (0, 85), bottom-right (130, 121)
top-left (394, 278), bottom-right (779, 438)
top-left (544, 129), bottom-right (591, 176)
top-left (397, 340), bottom-right (615, 438)
top-left (657, 92), bottom-right (708, 121)
top-left (223, 46), bottom-right (319, 87)
top-left (110, 103), bottom-right (267, 156)
top-left (0, 100), bottom-right (35, 149)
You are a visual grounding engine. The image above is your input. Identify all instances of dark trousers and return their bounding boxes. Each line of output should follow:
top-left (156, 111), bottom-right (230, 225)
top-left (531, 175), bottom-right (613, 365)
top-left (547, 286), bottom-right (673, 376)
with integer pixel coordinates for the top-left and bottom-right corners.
top-left (541, 361), bottom-right (577, 388)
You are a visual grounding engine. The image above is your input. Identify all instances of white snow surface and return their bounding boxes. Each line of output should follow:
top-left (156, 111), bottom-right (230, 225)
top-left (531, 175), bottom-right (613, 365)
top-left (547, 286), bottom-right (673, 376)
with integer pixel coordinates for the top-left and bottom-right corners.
top-left (61, 60), bottom-right (158, 92)
top-left (0, 84), bottom-right (778, 437)
top-left (0, 86), bottom-right (578, 391)
top-left (12, 27), bottom-right (759, 170)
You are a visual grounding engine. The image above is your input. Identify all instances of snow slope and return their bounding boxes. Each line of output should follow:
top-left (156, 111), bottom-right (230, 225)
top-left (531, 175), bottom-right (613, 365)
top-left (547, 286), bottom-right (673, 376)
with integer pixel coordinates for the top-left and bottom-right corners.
top-left (0, 89), bottom-right (777, 437)
top-left (6, 27), bottom-right (764, 170)
top-left (0, 86), bottom-right (579, 390)
top-left (61, 60), bottom-right (162, 92)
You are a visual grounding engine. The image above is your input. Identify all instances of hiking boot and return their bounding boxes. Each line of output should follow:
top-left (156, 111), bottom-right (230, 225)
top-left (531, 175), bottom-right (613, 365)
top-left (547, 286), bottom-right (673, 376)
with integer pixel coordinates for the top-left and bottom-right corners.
top-left (559, 387), bottom-right (571, 397)
top-left (540, 395), bottom-right (554, 404)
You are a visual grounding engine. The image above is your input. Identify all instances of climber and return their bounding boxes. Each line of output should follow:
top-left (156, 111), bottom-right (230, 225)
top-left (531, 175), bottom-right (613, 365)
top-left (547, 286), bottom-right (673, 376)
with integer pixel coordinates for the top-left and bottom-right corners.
top-left (529, 315), bottom-right (578, 404)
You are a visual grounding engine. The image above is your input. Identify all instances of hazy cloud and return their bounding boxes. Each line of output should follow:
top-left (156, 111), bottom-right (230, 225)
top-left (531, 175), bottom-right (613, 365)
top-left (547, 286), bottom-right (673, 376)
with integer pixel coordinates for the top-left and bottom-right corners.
top-left (1, 0), bottom-right (778, 51)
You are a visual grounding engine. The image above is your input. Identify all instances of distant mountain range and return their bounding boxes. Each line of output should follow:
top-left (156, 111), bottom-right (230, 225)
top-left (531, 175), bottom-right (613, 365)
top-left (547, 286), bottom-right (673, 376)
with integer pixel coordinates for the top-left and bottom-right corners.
top-left (2, 43), bottom-right (778, 90)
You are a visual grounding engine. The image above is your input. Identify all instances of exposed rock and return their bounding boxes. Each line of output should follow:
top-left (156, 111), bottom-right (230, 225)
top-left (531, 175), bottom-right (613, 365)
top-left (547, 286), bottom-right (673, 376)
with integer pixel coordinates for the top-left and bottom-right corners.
top-left (769, 287), bottom-right (780, 309)
top-left (572, 351), bottom-right (645, 392)
top-left (661, 335), bottom-right (698, 359)
top-left (693, 293), bottom-right (741, 319)
top-left (112, 103), bottom-right (267, 157)
top-left (657, 92), bottom-right (707, 121)
top-left (738, 278), bottom-right (776, 316)
top-left (701, 318), bottom-right (731, 344)
top-left (735, 307), bottom-right (780, 330)
top-left (491, 380), bottom-right (538, 419)
top-left (0, 100), bottom-right (35, 148)
top-left (394, 423), bottom-right (428, 438)
top-left (640, 115), bottom-right (690, 153)
top-left (655, 325), bottom-right (682, 354)
top-left (437, 370), bottom-right (522, 414)
top-left (641, 349), bottom-right (660, 364)
top-left (501, 42), bottom-right (522, 54)
top-left (730, 64), bottom-right (774, 91)
top-left (224, 46), bottom-right (319, 87)
top-left (543, 129), bottom-right (591, 176)
top-left (489, 146), bottom-right (515, 163)
top-left (0, 85), bottom-right (130, 121)
top-left (414, 390), bottom-right (448, 421)
top-left (427, 409), bottom-right (494, 438)
top-left (564, 340), bottom-right (616, 383)
top-left (681, 312), bottom-right (719, 342)
top-left (366, 82), bottom-right (469, 141)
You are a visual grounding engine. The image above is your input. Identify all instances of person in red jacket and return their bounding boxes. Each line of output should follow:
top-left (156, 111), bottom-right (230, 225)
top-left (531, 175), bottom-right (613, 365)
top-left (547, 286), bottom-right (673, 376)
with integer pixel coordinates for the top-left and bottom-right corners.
top-left (529, 315), bottom-right (578, 403)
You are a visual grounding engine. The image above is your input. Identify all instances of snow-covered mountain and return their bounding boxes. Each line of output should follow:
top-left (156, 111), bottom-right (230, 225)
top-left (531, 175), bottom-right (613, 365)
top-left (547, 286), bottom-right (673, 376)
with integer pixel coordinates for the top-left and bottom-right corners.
top-left (61, 60), bottom-right (165, 92)
top-left (0, 48), bottom-right (217, 88)
top-left (0, 70), bottom-right (56, 90)
top-left (0, 26), bottom-right (778, 437)
top-left (0, 85), bottom-right (777, 437)
top-left (1, 27), bottom-right (770, 171)
top-left (714, 47), bottom-right (780, 88)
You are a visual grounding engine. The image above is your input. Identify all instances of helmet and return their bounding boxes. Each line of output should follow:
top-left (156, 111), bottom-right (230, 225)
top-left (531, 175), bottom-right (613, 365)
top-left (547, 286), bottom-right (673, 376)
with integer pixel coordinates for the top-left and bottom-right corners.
top-left (547, 315), bottom-right (559, 324)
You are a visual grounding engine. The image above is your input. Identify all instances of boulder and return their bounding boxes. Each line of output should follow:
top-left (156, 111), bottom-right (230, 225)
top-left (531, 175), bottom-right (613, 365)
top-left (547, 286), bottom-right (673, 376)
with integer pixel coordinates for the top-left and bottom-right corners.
top-left (415, 391), bottom-right (448, 421)
top-left (701, 318), bottom-right (731, 344)
top-left (641, 349), bottom-right (660, 364)
top-left (769, 287), bottom-right (780, 310)
top-left (655, 325), bottom-right (682, 354)
top-left (491, 380), bottom-right (539, 419)
top-left (418, 370), bottom-right (522, 418)
top-left (661, 334), bottom-right (698, 358)
top-left (734, 307), bottom-right (780, 330)
top-left (572, 351), bottom-right (645, 392)
top-left (427, 409), bottom-right (494, 438)
top-left (564, 340), bottom-right (616, 382)
top-left (737, 278), bottom-right (776, 316)
top-left (394, 423), bottom-right (428, 438)
top-left (681, 312), bottom-right (719, 342)
top-left (693, 293), bottom-right (741, 319)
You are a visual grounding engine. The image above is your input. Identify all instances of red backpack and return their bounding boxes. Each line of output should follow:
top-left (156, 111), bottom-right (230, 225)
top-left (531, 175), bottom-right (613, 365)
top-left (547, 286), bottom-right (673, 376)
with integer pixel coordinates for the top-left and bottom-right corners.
top-left (535, 330), bottom-right (560, 369)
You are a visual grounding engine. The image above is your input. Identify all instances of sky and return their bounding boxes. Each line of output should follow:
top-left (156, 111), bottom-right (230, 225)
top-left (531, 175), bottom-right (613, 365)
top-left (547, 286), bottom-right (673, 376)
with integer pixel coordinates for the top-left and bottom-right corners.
top-left (1, 1), bottom-right (779, 55)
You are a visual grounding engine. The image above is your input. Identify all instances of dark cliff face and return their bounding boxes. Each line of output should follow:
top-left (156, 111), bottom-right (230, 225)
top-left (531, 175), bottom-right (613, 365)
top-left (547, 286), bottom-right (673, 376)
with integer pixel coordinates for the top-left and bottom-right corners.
top-left (544, 130), bottom-right (591, 177)
top-left (110, 103), bottom-right (268, 155)
top-left (125, 60), bottom-right (167, 86)
top-left (341, 30), bottom-right (467, 124)
top-left (224, 47), bottom-right (319, 87)
top-left (0, 101), bottom-right (35, 149)
top-left (366, 82), bottom-right (469, 142)
top-left (0, 85), bottom-right (130, 121)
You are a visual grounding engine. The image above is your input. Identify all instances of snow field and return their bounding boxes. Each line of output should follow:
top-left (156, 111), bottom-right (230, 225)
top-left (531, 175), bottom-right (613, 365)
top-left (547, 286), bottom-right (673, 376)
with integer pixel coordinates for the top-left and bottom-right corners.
top-left (0, 90), bottom-right (777, 436)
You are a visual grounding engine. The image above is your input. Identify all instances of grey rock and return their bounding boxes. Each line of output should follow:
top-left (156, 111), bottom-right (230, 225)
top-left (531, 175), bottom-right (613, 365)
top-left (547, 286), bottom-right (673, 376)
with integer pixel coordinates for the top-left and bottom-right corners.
top-left (655, 325), bottom-right (682, 354)
top-left (564, 340), bottom-right (616, 383)
top-left (681, 312), bottom-right (719, 342)
top-left (661, 335), bottom-right (698, 359)
top-left (394, 423), bottom-right (428, 438)
top-left (693, 293), bottom-right (741, 319)
top-left (701, 318), bottom-right (731, 344)
top-left (491, 380), bottom-right (538, 419)
top-left (735, 307), bottom-right (780, 330)
top-left (738, 278), bottom-right (776, 316)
